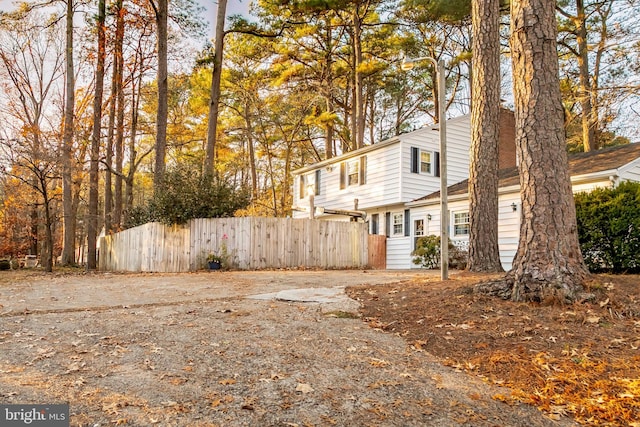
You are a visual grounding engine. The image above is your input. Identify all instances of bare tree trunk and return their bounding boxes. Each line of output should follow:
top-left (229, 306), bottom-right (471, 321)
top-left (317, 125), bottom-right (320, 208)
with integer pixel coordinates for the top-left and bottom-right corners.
top-left (205, 0), bottom-right (227, 176)
top-left (479, 0), bottom-right (589, 302)
top-left (574, 0), bottom-right (596, 151)
top-left (29, 205), bottom-right (38, 256)
top-left (61, 0), bottom-right (76, 266)
top-left (468, 0), bottom-right (503, 272)
top-left (113, 1), bottom-right (125, 229)
top-left (39, 174), bottom-right (54, 273)
top-left (244, 107), bottom-right (258, 202)
top-left (104, 0), bottom-right (124, 234)
top-left (282, 145), bottom-right (292, 216)
top-left (153, 0), bottom-right (168, 189)
top-left (87, 0), bottom-right (106, 270)
top-left (114, 75), bottom-right (125, 228)
top-left (323, 24), bottom-right (334, 159)
top-left (352, 5), bottom-right (365, 149)
top-left (125, 66), bottom-right (143, 223)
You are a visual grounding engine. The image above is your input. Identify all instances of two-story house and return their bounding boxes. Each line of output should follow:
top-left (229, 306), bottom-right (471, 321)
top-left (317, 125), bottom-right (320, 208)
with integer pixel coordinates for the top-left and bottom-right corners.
top-left (292, 110), bottom-right (516, 268)
top-left (292, 114), bottom-right (472, 228)
top-left (292, 110), bottom-right (640, 270)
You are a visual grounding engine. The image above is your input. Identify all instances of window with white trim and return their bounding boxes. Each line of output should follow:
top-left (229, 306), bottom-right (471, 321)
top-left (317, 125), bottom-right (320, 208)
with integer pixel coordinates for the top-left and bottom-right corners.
top-left (347, 159), bottom-right (359, 185)
top-left (298, 170), bottom-right (320, 199)
top-left (453, 211), bottom-right (470, 236)
top-left (340, 156), bottom-right (367, 189)
top-left (392, 212), bottom-right (404, 236)
top-left (410, 147), bottom-right (436, 175)
top-left (414, 219), bottom-right (425, 236)
top-left (420, 151), bottom-right (432, 174)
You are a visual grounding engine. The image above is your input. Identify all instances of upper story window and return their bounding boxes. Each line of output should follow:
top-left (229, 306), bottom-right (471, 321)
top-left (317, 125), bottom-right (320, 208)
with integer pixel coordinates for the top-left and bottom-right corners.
top-left (299, 170), bottom-right (320, 199)
top-left (453, 211), bottom-right (470, 237)
top-left (420, 151), bottom-right (431, 174)
top-left (340, 155), bottom-right (367, 189)
top-left (411, 147), bottom-right (439, 177)
top-left (347, 159), bottom-right (359, 185)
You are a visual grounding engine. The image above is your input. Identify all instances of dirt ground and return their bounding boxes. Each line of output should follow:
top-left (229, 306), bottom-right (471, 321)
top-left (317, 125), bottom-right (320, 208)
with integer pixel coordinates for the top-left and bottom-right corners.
top-left (0, 270), bottom-right (616, 426)
top-left (348, 272), bottom-right (640, 426)
top-left (0, 269), bottom-right (578, 427)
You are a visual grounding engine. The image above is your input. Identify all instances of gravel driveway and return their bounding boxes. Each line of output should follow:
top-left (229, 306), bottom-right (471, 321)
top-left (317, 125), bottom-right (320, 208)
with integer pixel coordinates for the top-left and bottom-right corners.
top-left (0, 270), bottom-right (574, 426)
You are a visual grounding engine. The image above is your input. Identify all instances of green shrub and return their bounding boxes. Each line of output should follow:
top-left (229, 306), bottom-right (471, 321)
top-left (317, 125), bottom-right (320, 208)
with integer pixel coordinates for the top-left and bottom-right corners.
top-left (411, 235), bottom-right (468, 270)
top-left (126, 167), bottom-right (251, 228)
top-left (575, 181), bottom-right (640, 273)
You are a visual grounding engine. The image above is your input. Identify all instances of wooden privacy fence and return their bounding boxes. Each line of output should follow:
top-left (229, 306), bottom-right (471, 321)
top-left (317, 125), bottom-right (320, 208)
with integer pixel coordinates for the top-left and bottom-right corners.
top-left (98, 217), bottom-right (371, 272)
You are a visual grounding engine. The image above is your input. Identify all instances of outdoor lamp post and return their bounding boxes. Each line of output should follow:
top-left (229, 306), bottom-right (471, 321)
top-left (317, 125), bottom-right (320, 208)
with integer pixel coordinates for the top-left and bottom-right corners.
top-left (401, 55), bottom-right (448, 280)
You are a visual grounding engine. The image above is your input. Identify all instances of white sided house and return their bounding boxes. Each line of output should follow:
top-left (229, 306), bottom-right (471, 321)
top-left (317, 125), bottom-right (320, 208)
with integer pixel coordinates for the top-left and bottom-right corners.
top-left (292, 109), bottom-right (640, 270)
top-left (291, 110), bottom-right (517, 268)
top-left (292, 114), bottom-right (475, 225)
top-left (408, 143), bottom-right (640, 270)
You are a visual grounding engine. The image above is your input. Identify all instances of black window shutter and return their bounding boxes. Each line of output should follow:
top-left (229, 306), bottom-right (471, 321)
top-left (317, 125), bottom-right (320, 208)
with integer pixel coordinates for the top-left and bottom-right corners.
top-left (339, 162), bottom-right (346, 189)
top-left (359, 156), bottom-right (366, 185)
top-left (315, 169), bottom-right (321, 195)
top-left (385, 212), bottom-right (391, 237)
top-left (411, 147), bottom-right (418, 173)
top-left (404, 209), bottom-right (410, 236)
top-left (434, 151), bottom-right (440, 177)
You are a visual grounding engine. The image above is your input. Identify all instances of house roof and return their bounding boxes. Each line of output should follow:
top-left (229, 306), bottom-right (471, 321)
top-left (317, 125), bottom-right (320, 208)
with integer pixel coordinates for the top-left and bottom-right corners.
top-left (292, 137), bottom-right (400, 175)
top-left (415, 143), bottom-right (640, 202)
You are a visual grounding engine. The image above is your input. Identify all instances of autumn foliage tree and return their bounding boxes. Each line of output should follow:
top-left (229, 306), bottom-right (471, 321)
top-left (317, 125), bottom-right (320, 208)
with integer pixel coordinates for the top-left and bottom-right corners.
top-left (0, 0), bottom-right (637, 271)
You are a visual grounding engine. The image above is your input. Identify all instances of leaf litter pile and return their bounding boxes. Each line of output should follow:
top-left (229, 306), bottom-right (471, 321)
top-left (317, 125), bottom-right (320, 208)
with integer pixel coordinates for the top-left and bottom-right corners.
top-left (347, 273), bottom-right (640, 426)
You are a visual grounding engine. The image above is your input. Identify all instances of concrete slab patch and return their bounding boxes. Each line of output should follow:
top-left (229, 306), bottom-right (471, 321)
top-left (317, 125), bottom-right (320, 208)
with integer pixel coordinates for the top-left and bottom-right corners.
top-left (248, 286), bottom-right (361, 315)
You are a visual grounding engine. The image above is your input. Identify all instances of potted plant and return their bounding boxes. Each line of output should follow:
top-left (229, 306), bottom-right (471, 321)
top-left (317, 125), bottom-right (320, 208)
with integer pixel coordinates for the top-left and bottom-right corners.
top-left (206, 253), bottom-right (222, 270)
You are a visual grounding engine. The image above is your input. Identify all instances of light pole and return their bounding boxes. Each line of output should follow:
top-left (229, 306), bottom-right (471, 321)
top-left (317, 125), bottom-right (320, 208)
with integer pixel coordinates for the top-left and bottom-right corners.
top-left (401, 56), bottom-right (448, 280)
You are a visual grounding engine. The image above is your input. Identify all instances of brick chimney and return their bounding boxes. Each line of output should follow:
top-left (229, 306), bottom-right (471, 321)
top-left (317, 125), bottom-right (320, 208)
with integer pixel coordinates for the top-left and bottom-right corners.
top-left (498, 108), bottom-right (516, 169)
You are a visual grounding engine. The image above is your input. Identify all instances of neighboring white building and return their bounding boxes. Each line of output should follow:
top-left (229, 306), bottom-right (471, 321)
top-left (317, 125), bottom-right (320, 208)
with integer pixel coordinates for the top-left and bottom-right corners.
top-left (408, 142), bottom-right (640, 270)
top-left (291, 110), bottom-right (640, 270)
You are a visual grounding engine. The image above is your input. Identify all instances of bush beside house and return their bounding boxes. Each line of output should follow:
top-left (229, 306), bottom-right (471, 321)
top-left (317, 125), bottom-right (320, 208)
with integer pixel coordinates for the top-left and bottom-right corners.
top-left (575, 181), bottom-right (640, 273)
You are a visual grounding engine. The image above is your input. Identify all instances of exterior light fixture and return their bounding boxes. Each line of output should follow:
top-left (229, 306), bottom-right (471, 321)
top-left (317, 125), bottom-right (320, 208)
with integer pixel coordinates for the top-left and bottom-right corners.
top-left (511, 202), bottom-right (517, 212)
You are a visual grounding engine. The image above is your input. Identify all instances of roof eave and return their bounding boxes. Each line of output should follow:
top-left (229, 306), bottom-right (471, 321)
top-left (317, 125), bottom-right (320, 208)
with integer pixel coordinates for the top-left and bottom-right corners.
top-left (292, 137), bottom-right (400, 175)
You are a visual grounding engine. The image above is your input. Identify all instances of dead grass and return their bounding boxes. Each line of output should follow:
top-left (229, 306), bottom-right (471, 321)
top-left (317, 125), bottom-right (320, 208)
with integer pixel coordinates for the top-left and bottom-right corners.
top-left (347, 273), bottom-right (640, 426)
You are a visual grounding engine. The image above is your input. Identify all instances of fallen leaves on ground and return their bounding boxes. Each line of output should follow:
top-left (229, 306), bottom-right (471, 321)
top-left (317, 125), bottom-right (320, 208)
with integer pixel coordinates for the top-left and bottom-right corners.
top-left (347, 273), bottom-right (640, 426)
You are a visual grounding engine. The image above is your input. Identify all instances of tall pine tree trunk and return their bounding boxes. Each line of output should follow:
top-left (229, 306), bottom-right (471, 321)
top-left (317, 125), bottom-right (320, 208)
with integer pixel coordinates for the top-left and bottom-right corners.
top-left (479, 0), bottom-right (590, 302)
top-left (205, 0), bottom-right (227, 176)
top-left (575, 0), bottom-right (596, 151)
top-left (87, 0), bottom-right (106, 270)
top-left (468, 0), bottom-right (503, 272)
top-left (113, 1), bottom-right (125, 229)
top-left (61, 0), bottom-right (76, 266)
top-left (153, 0), bottom-right (168, 189)
top-left (104, 0), bottom-right (124, 234)
top-left (352, 5), bottom-right (365, 149)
